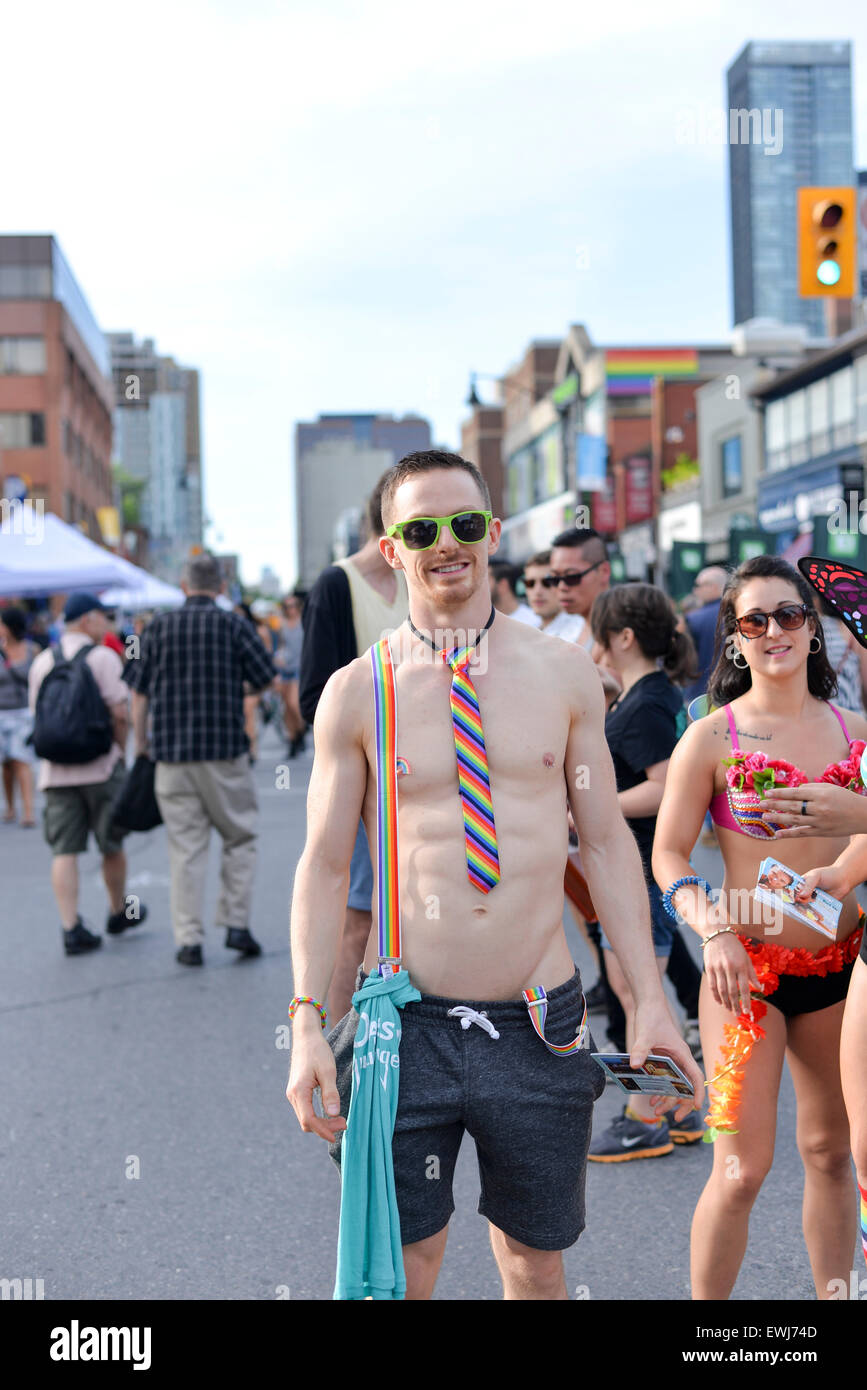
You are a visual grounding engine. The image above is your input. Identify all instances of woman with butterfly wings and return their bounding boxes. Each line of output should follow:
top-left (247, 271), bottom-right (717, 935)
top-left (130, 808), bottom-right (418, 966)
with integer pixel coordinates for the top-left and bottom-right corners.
top-left (758, 556), bottom-right (867, 1281)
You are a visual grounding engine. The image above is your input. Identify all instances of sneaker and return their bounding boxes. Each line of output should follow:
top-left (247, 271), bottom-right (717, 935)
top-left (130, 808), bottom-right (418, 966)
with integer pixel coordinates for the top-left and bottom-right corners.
top-left (588, 1110), bottom-right (673, 1162)
top-left (684, 1018), bottom-right (703, 1065)
top-left (176, 944), bottom-right (203, 966)
top-left (583, 979), bottom-right (608, 1011)
top-left (668, 1107), bottom-right (705, 1144)
top-left (106, 903), bottom-right (148, 936)
top-left (63, 920), bottom-right (102, 956)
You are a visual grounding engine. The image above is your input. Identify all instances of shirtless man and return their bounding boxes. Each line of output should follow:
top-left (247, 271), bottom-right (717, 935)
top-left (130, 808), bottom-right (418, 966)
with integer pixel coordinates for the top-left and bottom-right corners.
top-left (286, 450), bottom-right (702, 1300)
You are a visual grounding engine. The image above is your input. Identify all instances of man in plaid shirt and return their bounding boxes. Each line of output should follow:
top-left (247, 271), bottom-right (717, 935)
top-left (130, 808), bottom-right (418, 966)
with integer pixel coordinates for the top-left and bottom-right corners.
top-left (125, 553), bottom-right (275, 965)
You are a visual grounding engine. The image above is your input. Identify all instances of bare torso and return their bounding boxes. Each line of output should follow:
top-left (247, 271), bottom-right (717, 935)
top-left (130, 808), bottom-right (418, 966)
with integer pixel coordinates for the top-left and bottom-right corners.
top-left (355, 617), bottom-right (576, 998)
top-left (706, 698), bottom-right (862, 950)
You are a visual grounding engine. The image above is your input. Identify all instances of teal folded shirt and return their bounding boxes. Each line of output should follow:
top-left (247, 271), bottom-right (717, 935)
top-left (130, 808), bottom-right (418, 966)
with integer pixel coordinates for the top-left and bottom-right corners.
top-left (333, 968), bottom-right (421, 1301)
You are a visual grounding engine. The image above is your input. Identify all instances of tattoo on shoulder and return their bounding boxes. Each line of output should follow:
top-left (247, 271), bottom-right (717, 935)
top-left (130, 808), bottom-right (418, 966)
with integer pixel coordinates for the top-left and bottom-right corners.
top-left (736, 728), bottom-right (772, 742)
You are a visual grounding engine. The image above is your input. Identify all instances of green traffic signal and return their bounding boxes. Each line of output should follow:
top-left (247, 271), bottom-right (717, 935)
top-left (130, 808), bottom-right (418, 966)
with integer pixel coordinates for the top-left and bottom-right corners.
top-left (817, 259), bottom-right (842, 286)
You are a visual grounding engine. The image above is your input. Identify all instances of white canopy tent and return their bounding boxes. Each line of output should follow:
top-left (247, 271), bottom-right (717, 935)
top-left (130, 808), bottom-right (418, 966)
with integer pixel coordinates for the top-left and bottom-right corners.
top-left (0, 512), bottom-right (134, 597)
top-left (1, 511), bottom-right (233, 610)
top-left (99, 564), bottom-right (186, 610)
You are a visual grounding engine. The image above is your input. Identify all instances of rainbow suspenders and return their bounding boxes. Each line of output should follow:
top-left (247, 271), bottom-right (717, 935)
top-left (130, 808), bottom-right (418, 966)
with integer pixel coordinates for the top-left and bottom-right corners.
top-left (369, 636), bottom-right (589, 1053)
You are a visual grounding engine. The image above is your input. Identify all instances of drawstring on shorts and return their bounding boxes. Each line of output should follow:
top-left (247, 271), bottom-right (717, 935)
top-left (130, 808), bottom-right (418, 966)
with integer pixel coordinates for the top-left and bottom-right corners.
top-left (447, 1006), bottom-right (500, 1039)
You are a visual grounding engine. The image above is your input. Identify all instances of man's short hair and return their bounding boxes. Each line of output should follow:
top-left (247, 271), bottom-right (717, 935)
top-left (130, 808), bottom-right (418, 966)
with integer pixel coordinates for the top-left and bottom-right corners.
top-left (550, 526), bottom-right (608, 566)
top-left (380, 450), bottom-right (491, 529)
top-left (525, 549), bottom-right (552, 569)
top-left (695, 566), bottom-right (728, 597)
top-left (183, 552), bottom-right (222, 593)
top-left (489, 561), bottom-right (523, 595)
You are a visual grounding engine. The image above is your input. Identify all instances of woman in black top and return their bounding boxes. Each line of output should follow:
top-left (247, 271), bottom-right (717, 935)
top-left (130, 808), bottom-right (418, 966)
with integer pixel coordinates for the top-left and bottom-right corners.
top-left (587, 584), bottom-right (698, 1158)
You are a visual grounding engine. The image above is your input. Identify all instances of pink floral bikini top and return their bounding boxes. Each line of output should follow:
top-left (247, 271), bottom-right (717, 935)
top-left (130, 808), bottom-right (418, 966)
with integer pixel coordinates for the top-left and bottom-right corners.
top-left (709, 702), bottom-right (866, 839)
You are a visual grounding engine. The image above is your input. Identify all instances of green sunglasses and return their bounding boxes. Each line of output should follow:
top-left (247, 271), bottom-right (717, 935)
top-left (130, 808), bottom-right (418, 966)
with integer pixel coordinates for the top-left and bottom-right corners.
top-left (385, 510), bottom-right (493, 551)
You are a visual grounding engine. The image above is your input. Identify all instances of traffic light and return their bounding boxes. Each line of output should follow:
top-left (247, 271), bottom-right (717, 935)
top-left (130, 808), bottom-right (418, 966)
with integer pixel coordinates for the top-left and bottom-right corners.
top-left (797, 187), bottom-right (856, 297)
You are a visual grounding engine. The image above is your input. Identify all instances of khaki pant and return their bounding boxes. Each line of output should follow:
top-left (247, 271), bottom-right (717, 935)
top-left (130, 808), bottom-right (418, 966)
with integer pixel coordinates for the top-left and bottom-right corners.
top-left (155, 756), bottom-right (258, 947)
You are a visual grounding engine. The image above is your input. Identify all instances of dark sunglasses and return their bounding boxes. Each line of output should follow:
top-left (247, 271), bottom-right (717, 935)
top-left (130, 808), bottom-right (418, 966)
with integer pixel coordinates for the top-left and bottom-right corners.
top-left (523, 577), bottom-right (557, 590)
top-left (734, 604), bottom-right (810, 639)
top-left (386, 510), bottom-right (492, 551)
top-left (547, 560), bottom-right (605, 589)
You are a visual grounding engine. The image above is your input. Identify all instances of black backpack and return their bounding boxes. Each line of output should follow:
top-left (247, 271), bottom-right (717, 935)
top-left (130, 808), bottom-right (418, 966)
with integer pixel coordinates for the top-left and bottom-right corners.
top-left (32, 644), bottom-right (114, 764)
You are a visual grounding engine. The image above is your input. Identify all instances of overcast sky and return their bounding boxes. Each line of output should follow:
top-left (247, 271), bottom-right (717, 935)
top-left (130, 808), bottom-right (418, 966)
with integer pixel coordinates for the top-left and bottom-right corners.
top-left (7, 1), bottom-right (867, 587)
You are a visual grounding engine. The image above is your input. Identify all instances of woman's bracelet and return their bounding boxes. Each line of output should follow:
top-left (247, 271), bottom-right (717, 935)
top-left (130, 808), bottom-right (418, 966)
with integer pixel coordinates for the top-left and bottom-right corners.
top-left (661, 874), bottom-right (714, 922)
top-left (700, 927), bottom-right (738, 951)
top-left (288, 996), bottom-right (327, 1029)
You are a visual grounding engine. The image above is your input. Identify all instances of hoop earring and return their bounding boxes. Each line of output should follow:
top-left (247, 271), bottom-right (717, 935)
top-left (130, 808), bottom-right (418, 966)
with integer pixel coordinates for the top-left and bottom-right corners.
top-left (732, 651), bottom-right (748, 669)
top-left (809, 636), bottom-right (822, 655)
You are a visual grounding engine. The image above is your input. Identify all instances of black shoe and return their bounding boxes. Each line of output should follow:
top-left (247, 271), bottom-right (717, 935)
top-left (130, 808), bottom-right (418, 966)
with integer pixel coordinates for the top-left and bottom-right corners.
top-left (106, 903), bottom-right (148, 936)
top-left (225, 926), bottom-right (262, 957)
top-left (583, 979), bottom-right (608, 1011)
top-left (63, 920), bottom-right (102, 956)
top-left (683, 1018), bottom-right (703, 1066)
top-left (176, 944), bottom-right (203, 966)
top-left (292, 730), bottom-right (307, 756)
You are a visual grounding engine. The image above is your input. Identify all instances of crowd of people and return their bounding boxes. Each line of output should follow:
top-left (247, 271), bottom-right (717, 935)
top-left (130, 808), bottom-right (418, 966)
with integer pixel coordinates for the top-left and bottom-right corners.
top-left (5, 445), bottom-right (867, 1301)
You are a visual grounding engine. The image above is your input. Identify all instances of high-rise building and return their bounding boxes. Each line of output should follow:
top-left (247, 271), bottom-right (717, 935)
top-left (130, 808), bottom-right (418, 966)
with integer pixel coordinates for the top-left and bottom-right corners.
top-left (0, 235), bottom-right (113, 538)
top-left (293, 412), bottom-right (431, 587)
top-left (727, 40), bottom-right (854, 336)
top-left (108, 332), bottom-right (203, 580)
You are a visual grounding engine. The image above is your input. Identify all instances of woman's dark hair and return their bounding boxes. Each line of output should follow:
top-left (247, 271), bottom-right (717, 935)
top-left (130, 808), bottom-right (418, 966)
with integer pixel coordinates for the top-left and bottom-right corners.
top-left (590, 583), bottom-right (697, 687)
top-left (707, 554), bottom-right (836, 706)
top-left (0, 606), bottom-right (27, 641)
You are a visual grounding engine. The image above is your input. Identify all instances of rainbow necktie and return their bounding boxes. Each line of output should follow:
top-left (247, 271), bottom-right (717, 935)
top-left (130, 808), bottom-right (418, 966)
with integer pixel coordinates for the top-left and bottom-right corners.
top-left (443, 644), bottom-right (500, 893)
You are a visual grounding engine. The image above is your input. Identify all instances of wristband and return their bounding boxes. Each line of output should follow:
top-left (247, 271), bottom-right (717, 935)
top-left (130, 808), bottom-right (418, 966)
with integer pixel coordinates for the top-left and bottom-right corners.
top-left (662, 874), bottom-right (713, 922)
top-left (288, 996), bottom-right (327, 1029)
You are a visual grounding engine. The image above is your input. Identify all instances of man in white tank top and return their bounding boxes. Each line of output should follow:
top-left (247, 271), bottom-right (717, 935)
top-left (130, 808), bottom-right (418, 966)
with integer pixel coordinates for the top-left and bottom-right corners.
top-left (299, 476), bottom-right (408, 1021)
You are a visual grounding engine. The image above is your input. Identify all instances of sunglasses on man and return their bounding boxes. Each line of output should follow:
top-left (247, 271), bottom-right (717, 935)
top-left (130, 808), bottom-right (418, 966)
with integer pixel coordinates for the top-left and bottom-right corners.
top-left (544, 560), bottom-right (606, 589)
top-left (734, 603), bottom-right (811, 639)
top-left (386, 510), bottom-right (492, 551)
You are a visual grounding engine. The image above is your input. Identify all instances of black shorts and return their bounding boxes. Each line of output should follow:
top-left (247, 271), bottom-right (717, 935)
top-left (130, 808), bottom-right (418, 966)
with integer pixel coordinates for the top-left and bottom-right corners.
top-left (764, 958), bottom-right (855, 1018)
top-left (328, 966), bottom-right (605, 1251)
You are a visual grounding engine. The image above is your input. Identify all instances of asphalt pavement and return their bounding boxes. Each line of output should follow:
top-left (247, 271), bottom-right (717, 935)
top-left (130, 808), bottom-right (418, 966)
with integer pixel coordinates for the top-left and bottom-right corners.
top-left (2, 723), bottom-right (859, 1301)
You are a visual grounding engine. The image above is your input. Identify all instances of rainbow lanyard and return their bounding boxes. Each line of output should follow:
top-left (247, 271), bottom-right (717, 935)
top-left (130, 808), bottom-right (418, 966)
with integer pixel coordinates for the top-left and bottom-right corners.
top-left (369, 635), bottom-right (589, 1054)
top-left (371, 637), bottom-right (402, 975)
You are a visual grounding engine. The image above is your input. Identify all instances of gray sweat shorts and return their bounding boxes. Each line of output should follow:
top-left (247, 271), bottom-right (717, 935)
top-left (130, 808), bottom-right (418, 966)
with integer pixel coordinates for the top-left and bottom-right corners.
top-left (327, 965), bottom-right (606, 1251)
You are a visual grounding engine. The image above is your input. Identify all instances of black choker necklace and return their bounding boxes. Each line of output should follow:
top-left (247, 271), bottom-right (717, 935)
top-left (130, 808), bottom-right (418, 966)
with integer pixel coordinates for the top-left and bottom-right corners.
top-left (408, 604), bottom-right (496, 653)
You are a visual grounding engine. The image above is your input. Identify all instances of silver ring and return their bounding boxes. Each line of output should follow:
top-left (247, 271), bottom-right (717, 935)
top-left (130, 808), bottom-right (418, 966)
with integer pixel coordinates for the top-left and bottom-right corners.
top-left (801, 800), bottom-right (808, 817)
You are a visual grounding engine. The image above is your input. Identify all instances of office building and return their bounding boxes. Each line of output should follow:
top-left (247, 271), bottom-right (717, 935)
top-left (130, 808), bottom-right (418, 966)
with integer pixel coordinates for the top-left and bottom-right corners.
top-left (293, 412), bottom-right (431, 588)
top-left (727, 41), bottom-right (854, 336)
top-left (109, 332), bottom-right (203, 580)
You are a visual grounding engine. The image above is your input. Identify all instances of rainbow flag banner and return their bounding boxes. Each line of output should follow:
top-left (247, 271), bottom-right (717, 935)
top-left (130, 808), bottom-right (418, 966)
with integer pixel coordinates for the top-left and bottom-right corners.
top-left (605, 348), bottom-right (699, 396)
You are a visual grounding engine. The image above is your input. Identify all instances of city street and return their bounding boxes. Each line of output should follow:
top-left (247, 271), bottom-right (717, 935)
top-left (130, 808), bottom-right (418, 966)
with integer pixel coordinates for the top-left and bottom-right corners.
top-left (2, 720), bottom-right (858, 1303)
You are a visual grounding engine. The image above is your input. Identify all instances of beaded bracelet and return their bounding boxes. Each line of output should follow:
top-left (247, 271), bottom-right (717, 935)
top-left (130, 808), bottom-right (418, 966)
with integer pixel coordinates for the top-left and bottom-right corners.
top-left (662, 874), bottom-right (713, 922)
top-left (288, 996), bottom-right (327, 1029)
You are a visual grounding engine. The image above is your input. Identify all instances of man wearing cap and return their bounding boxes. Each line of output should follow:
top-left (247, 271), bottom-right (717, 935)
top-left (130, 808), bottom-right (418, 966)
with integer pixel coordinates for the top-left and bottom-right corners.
top-left (28, 593), bottom-right (141, 956)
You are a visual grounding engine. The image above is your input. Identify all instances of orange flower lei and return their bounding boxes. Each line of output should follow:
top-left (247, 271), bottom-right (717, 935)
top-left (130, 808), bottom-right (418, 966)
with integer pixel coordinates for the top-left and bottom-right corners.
top-left (703, 923), bottom-right (863, 1142)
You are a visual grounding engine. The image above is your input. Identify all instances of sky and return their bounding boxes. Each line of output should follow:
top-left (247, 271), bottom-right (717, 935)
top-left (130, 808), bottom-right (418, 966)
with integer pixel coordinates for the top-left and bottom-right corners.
top-left (6, 1), bottom-right (867, 588)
